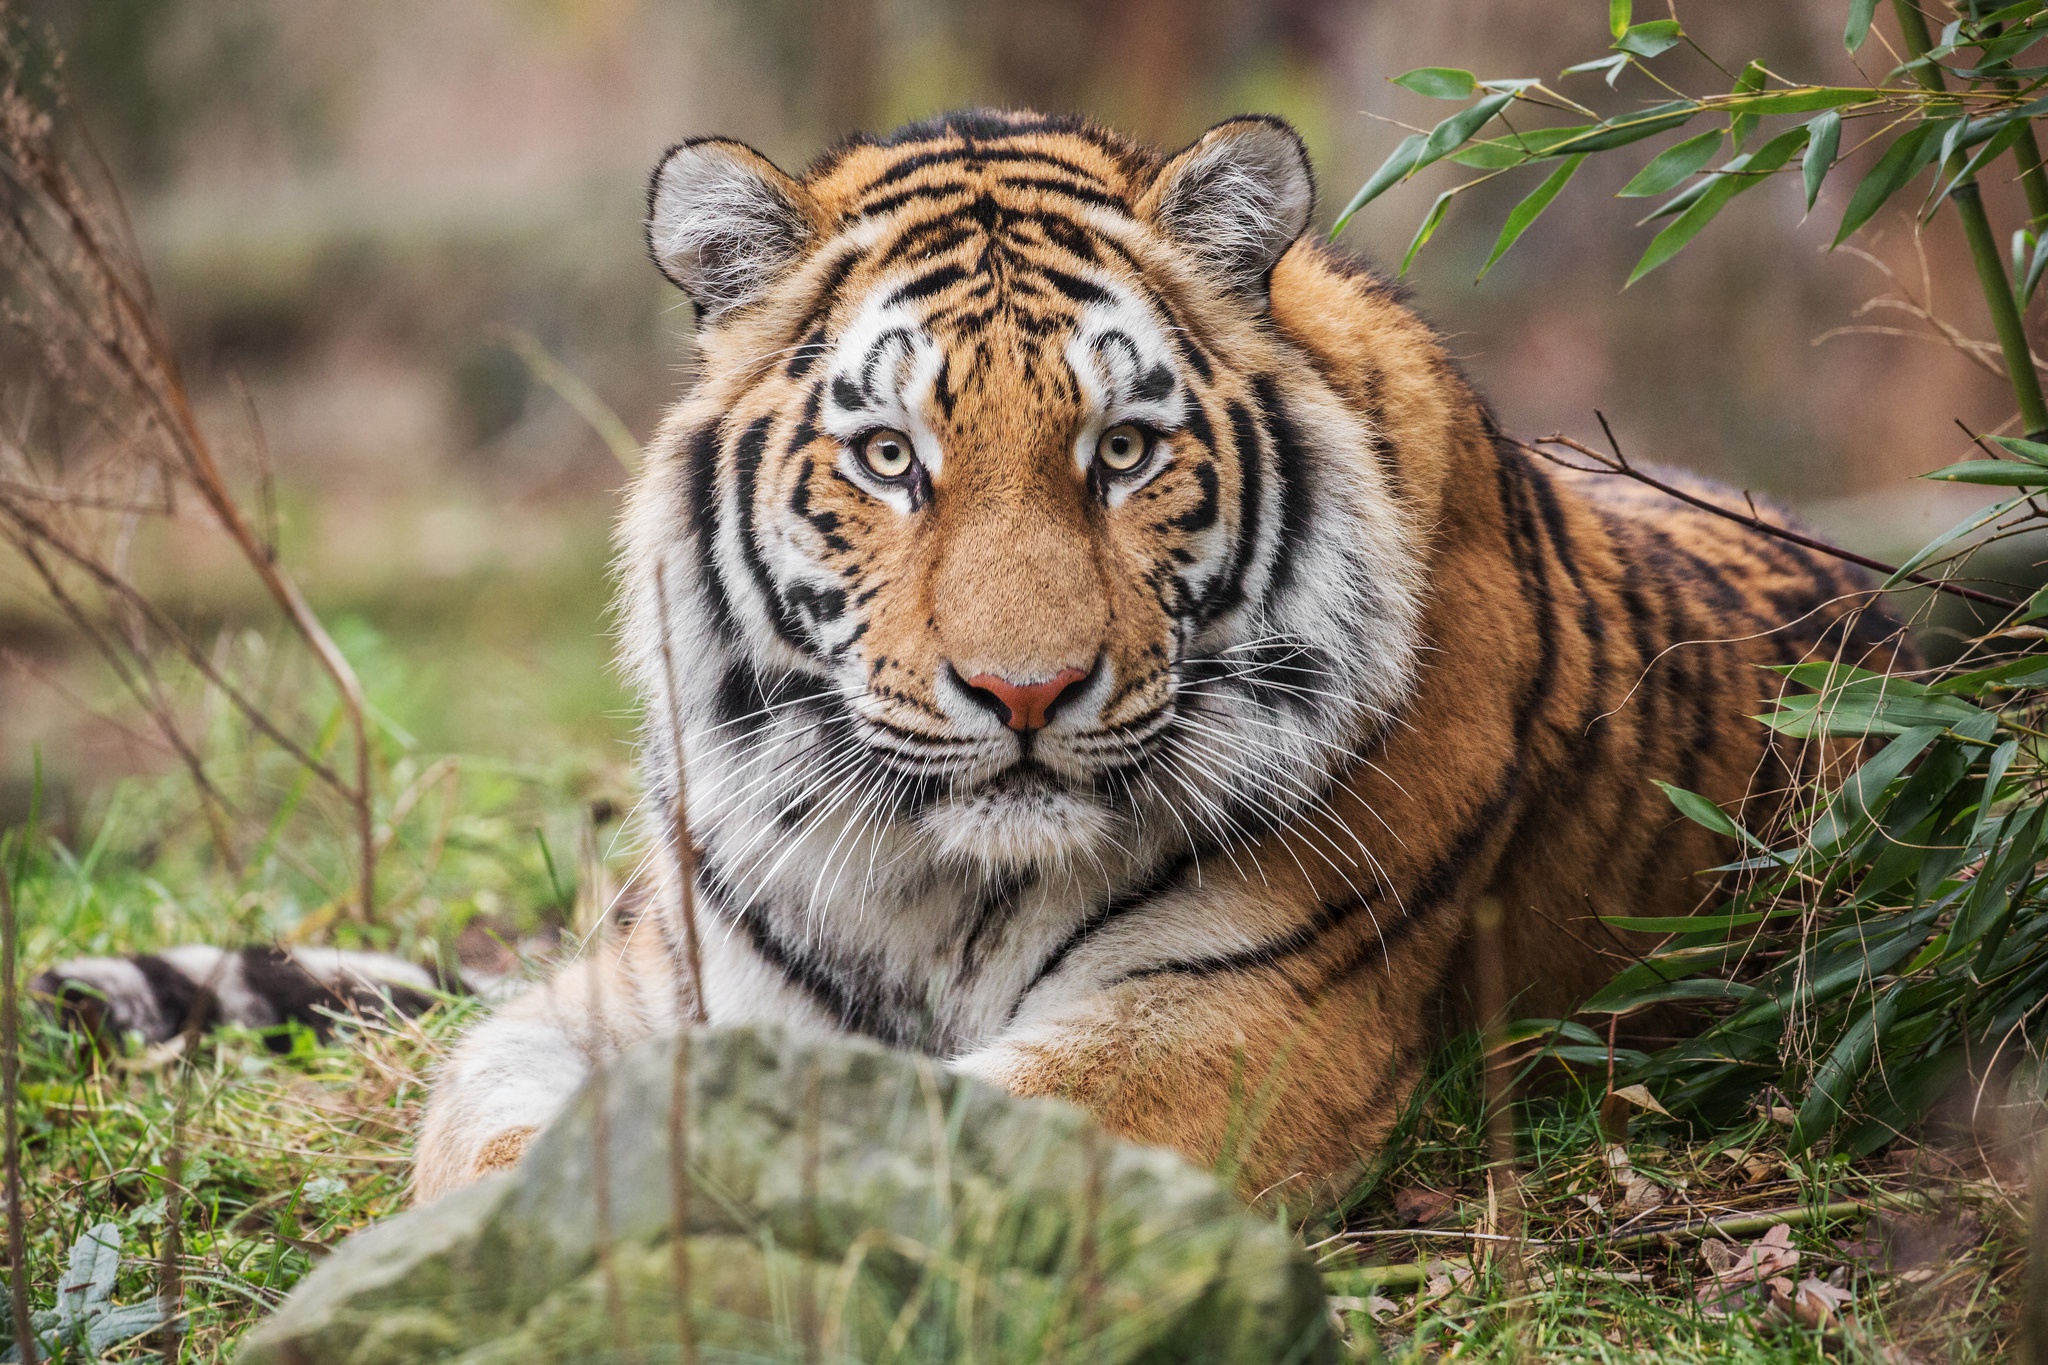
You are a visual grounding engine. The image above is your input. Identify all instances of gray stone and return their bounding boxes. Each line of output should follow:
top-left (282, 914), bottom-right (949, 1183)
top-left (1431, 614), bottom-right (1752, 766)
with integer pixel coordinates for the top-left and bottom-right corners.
top-left (239, 1026), bottom-right (1337, 1364)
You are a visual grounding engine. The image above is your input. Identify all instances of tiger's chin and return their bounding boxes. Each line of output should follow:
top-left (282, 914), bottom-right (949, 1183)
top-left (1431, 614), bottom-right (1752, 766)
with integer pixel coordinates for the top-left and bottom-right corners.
top-left (919, 768), bottom-right (1117, 871)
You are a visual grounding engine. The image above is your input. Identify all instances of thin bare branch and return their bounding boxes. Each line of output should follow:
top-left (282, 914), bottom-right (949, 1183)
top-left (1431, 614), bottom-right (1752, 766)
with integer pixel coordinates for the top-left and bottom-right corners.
top-left (1516, 422), bottom-right (2024, 613)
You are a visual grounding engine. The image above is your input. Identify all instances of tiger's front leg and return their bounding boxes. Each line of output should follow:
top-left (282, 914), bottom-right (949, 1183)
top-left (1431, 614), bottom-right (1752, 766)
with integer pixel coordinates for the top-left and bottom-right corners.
top-left (952, 894), bottom-right (1469, 1204)
top-left (413, 927), bottom-right (685, 1202)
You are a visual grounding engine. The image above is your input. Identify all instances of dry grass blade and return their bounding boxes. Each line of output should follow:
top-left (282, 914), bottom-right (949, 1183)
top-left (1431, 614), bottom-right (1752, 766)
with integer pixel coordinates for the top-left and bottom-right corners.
top-left (1, 837), bottom-right (32, 1365)
top-left (654, 558), bottom-right (703, 1361)
top-left (1472, 896), bottom-right (1526, 1352)
top-left (0, 14), bottom-right (378, 917)
top-left (652, 560), bottom-right (707, 1025)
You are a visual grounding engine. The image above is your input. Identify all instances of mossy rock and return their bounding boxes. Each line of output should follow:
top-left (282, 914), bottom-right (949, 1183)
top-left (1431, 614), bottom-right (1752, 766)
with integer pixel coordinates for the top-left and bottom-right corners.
top-left (239, 1026), bottom-right (1337, 1364)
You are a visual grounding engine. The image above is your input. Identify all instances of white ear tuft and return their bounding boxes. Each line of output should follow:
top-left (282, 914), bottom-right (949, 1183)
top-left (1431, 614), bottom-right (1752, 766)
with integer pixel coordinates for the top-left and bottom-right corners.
top-left (1144, 117), bottom-right (1314, 295)
top-left (645, 139), bottom-right (816, 320)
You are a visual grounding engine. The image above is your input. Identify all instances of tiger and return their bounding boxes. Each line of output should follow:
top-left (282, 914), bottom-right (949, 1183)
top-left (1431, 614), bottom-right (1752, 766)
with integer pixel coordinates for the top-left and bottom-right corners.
top-left (39, 109), bottom-right (1899, 1207)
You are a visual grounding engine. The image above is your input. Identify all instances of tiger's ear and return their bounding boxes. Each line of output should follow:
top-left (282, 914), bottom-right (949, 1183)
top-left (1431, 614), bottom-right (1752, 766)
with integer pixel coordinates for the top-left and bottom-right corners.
top-left (646, 139), bottom-right (818, 319)
top-left (1142, 116), bottom-right (1314, 296)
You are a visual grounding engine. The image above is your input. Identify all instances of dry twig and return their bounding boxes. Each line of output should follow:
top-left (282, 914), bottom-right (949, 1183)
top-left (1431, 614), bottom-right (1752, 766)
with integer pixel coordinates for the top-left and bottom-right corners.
top-left (0, 18), bottom-right (378, 915)
top-left (1515, 415), bottom-right (2023, 613)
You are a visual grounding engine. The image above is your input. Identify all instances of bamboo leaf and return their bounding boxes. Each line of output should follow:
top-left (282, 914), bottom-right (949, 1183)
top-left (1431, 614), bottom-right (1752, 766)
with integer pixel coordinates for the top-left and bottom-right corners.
top-left (1834, 121), bottom-right (1941, 245)
top-left (1804, 109), bottom-right (1841, 209)
top-left (1884, 494), bottom-right (2024, 585)
top-left (1730, 61), bottom-right (1766, 149)
top-left (1791, 982), bottom-right (1901, 1151)
top-left (1991, 434), bottom-right (2048, 463)
top-left (1610, 0), bottom-right (1631, 38)
top-left (1479, 154), bottom-right (1585, 278)
top-left (1419, 91), bottom-right (1518, 164)
top-left (1618, 130), bottom-right (1722, 197)
top-left (1808, 726), bottom-right (1944, 853)
top-left (1599, 909), bottom-right (1787, 933)
top-left (1758, 685), bottom-right (1987, 740)
top-left (1654, 780), bottom-right (1762, 846)
top-left (1846, 0), bottom-right (1879, 51)
top-left (1614, 19), bottom-right (1684, 58)
top-left (1336, 93), bottom-right (1521, 235)
top-left (1628, 126), bottom-right (1807, 285)
top-left (1922, 458), bottom-right (2048, 485)
top-left (1400, 189), bottom-right (1456, 276)
top-left (1721, 87), bottom-right (1873, 115)
top-left (2027, 234), bottom-right (2048, 304)
top-left (1394, 67), bottom-right (1477, 100)
top-left (1332, 133), bottom-right (1427, 234)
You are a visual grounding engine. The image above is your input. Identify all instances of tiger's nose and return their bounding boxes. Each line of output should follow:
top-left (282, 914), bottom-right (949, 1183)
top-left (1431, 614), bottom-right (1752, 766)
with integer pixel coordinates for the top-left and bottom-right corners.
top-left (959, 666), bottom-right (1090, 732)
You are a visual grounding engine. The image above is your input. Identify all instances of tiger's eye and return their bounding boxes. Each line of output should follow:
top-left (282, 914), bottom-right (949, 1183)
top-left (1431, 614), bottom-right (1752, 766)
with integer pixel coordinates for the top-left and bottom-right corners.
top-left (1096, 423), bottom-right (1150, 473)
top-left (857, 429), bottom-right (916, 480)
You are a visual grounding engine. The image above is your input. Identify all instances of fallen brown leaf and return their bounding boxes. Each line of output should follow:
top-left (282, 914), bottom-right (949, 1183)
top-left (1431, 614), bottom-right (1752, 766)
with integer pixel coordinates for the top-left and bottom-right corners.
top-left (1697, 1222), bottom-right (1801, 1315)
top-left (1791, 1276), bottom-right (1852, 1330)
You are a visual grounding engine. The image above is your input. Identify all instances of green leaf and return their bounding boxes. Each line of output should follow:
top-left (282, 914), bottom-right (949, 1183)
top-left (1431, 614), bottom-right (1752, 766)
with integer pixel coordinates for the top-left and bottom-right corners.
top-left (1923, 458), bottom-right (2048, 486)
top-left (1721, 87), bottom-right (1873, 115)
top-left (1791, 982), bottom-right (1902, 1151)
top-left (1642, 175), bottom-right (1717, 222)
top-left (1426, 101), bottom-right (1704, 174)
top-left (1618, 130), bottom-right (1723, 197)
top-left (2025, 232), bottom-right (2048, 306)
top-left (1808, 726), bottom-right (1944, 853)
top-left (1400, 189), bottom-right (1455, 276)
top-left (1339, 92), bottom-right (1523, 234)
top-left (1333, 133), bottom-right (1427, 234)
top-left (2021, 585), bottom-right (2048, 623)
top-left (1394, 67), bottom-right (1477, 100)
top-left (1884, 494), bottom-right (2025, 585)
top-left (1977, 2), bottom-right (2046, 26)
top-left (1419, 90), bottom-right (1518, 165)
top-left (1479, 154), bottom-right (1585, 278)
top-left (1804, 109), bottom-right (1841, 209)
top-left (1559, 101), bottom-right (1699, 152)
top-left (1939, 656), bottom-right (2048, 693)
top-left (1758, 678), bottom-right (1989, 740)
top-left (1955, 806), bottom-right (2047, 948)
top-left (1992, 433), bottom-right (2048, 463)
top-left (1834, 121), bottom-right (1942, 245)
top-left (1729, 61), bottom-right (1766, 149)
top-left (1926, 121), bottom-right (2027, 219)
top-left (1614, 19), bottom-right (1684, 58)
top-left (1628, 126), bottom-right (1808, 285)
top-left (1654, 780), bottom-right (1757, 845)
top-left (1610, 0), bottom-right (1631, 38)
top-left (1846, 0), bottom-right (1880, 52)
top-left (1599, 909), bottom-right (1787, 934)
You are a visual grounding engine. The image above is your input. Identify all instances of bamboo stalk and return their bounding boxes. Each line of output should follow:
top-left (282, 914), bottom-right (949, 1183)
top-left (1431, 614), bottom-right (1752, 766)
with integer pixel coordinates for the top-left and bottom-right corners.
top-left (1893, 0), bottom-right (2048, 437)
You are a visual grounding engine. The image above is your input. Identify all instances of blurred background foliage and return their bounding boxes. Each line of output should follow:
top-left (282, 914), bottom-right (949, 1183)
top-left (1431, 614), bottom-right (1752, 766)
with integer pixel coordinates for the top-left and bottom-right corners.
top-left (0, 0), bottom-right (2029, 883)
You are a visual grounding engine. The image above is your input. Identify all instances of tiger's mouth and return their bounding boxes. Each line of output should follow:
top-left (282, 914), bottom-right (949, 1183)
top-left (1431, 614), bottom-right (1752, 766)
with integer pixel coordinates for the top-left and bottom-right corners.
top-left (918, 754), bottom-right (1119, 869)
top-left (973, 756), bottom-right (1064, 795)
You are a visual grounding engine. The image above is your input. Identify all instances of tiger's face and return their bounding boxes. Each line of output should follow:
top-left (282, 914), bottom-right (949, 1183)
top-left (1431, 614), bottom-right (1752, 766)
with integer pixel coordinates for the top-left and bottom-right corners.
top-left (627, 112), bottom-right (1422, 885)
